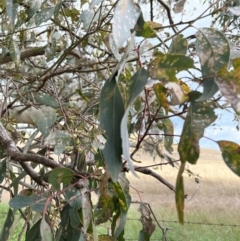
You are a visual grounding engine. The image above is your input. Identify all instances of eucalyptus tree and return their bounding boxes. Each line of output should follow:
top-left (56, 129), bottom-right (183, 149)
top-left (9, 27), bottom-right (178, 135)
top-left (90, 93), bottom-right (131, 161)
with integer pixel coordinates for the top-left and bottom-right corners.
top-left (0, 0), bottom-right (240, 240)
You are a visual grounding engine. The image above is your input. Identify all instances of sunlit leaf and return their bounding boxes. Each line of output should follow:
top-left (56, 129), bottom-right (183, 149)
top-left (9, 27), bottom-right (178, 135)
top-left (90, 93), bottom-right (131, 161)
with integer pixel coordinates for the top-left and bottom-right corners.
top-left (196, 28), bottom-right (230, 101)
top-left (138, 203), bottom-right (155, 241)
top-left (112, 0), bottom-right (141, 49)
top-left (49, 167), bottom-right (75, 191)
top-left (148, 54), bottom-right (194, 81)
top-left (168, 34), bottom-right (188, 54)
top-left (54, 2), bottom-right (62, 24)
top-left (0, 208), bottom-right (14, 241)
top-left (34, 94), bottom-right (66, 108)
top-left (121, 68), bottom-right (148, 176)
top-left (176, 170), bottom-right (184, 224)
top-left (135, 14), bottom-right (158, 38)
top-left (153, 83), bottom-right (168, 112)
top-left (80, 9), bottom-right (95, 31)
top-left (9, 40), bottom-right (20, 68)
top-left (178, 92), bottom-right (217, 164)
top-left (40, 218), bottom-right (54, 241)
top-left (217, 140), bottom-right (240, 177)
top-left (216, 58), bottom-right (240, 113)
top-left (34, 7), bottom-right (55, 26)
top-left (30, 106), bottom-right (56, 136)
top-left (100, 73), bottom-right (124, 181)
top-left (6, 1), bottom-right (18, 24)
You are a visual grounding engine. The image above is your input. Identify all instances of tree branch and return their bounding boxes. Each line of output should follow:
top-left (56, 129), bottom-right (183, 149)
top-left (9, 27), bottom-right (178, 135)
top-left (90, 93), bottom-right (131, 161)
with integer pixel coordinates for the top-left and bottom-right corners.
top-left (0, 45), bottom-right (83, 66)
top-left (134, 166), bottom-right (175, 192)
top-left (0, 122), bottom-right (62, 170)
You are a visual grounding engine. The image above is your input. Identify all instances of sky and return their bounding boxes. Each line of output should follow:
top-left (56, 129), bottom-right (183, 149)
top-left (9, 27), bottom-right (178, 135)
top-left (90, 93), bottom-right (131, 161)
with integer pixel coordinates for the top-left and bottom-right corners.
top-left (142, 0), bottom-right (240, 150)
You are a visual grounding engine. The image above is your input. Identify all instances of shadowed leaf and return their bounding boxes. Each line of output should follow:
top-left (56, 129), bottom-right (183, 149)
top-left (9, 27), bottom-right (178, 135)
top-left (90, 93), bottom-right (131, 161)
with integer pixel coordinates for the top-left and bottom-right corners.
top-left (0, 159), bottom-right (6, 183)
top-left (135, 14), bottom-right (159, 38)
top-left (34, 7), bottom-right (55, 26)
top-left (178, 92), bottom-right (217, 164)
top-left (196, 28), bottom-right (230, 101)
top-left (49, 167), bottom-right (75, 191)
top-left (100, 73), bottom-right (125, 181)
top-left (0, 208), bottom-right (14, 241)
top-left (138, 203), bottom-right (155, 241)
top-left (217, 140), bottom-right (240, 177)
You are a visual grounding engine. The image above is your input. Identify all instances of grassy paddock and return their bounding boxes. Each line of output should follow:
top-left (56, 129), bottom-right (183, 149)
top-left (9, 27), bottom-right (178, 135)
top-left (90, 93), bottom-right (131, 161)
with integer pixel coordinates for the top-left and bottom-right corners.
top-left (1, 148), bottom-right (240, 240)
top-left (125, 147), bottom-right (240, 240)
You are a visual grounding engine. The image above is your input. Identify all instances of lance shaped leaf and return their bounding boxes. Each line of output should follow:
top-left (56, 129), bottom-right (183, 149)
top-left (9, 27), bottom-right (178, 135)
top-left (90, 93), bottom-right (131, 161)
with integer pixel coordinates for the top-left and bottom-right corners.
top-left (49, 168), bottom-right (75, 191)
top-left (0, 208), bottom-right (14, 241)
top-left (6, 1), bottom-right (18, 24)
top-left (112, 175), bottom-right (131, 239)
top-left (0, 159), bottom-right (6, 183)
top-left (176, 170), bottom-right (184, 224)
top-left (153, 83), bottom-right (168, 112)
top-left (40, 218), bottom-right (54, 241)
top-left (195, 28), bottom-right (230, 101)
top-left (178, 92), bottom-right (217, 164)
top-left (69, 208), bottom-right (81, 229)
top-left (216, 58), bottom-right (240, 113)
top-left (138, 203), bottom-right (155, 241)
top-left (9, 193), bottom-right (48, 212)
top-left (112, 0), bottom-right (141, 49)
top-left (25, 219), bottom-right (41, 241)
top-left (217, 141), bottom-right (240, 177)
top-left (34, 7), bottom-right (55, 26)
top-left (30, 106), bottom-right (56, 136)
top-left (162, 118), bottom-right (174, 154)
top-left (121, 68), bottom-right (148, 176)
top-left (168, 34), bottom-right (188, 54)
top-left (148, 54), bottom-right (194, 81)
top-left (81, 185), bottom-right (92, 234)
top-left (100, 73), bottom-right (125, 181)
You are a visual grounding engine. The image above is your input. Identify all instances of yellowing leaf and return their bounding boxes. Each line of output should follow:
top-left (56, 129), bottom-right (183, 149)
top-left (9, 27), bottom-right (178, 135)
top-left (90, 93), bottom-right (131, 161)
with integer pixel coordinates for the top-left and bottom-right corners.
top-left (178, 92), bottom-right (217, 164)
top-left (217, 140), bottom-right (240, 177)
top-left (153, 83), bottom-right (168, 112)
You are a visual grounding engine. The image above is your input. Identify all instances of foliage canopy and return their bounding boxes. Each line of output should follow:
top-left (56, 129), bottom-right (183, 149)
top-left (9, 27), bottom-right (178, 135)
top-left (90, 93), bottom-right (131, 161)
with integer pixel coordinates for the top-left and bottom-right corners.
top-left (0, 0), bottom-right (240, 240)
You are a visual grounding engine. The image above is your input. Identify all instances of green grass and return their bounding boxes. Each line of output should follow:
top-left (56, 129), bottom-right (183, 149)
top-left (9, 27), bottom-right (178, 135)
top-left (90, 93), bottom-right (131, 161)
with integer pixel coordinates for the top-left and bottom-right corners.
top-left (1, 148), bottom-right (240, 241)
top-left (0, 203), bottom-right (24, 241)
